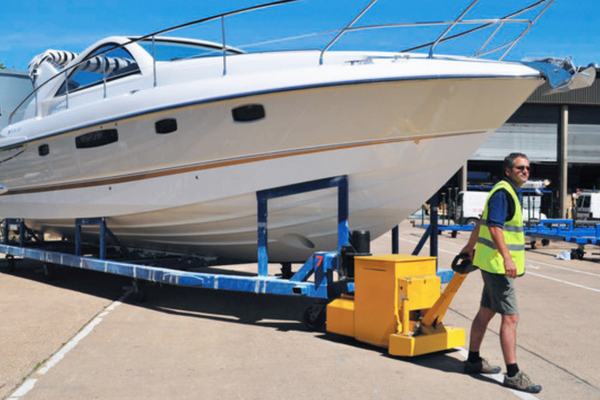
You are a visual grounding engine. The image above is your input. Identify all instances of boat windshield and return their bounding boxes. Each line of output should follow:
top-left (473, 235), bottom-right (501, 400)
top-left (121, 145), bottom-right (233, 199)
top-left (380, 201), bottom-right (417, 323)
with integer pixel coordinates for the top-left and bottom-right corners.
top-left (136, 38), bottom-right (243, 62)
top-left (55, 45), bottom-right (140, 96)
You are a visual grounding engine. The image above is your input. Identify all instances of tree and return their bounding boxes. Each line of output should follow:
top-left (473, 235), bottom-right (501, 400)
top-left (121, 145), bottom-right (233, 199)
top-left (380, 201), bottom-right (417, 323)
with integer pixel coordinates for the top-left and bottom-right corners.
top-left (0, 61), bottom-right (7, 70)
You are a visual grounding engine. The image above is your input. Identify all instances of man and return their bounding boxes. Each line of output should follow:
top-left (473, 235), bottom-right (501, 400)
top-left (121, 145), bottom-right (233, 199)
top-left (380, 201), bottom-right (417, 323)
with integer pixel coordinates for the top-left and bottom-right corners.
top-left (460, 152), bottom-right (542, 394)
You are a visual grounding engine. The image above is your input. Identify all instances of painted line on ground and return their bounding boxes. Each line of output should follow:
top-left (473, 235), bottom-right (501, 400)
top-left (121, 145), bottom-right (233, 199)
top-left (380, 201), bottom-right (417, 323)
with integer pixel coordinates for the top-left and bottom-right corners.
top-left (530, 259), bottom-right (600, 279)
top-left (7, 289), bottom-right (131, 400)
top-left (456, 348), bottom-right (540, 400)
top-left (526, 271), bottom-right (600, 293)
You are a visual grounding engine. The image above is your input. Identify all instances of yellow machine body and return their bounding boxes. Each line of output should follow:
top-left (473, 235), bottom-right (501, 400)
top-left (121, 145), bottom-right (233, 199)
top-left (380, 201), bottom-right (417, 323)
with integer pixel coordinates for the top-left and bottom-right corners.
top-left (327, 254), bottom-right (466, 357)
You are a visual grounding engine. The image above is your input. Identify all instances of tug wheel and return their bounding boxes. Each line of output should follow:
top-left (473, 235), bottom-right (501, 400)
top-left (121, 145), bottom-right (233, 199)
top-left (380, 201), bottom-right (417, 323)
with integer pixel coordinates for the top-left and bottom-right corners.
top-left (571, 248), bottom-right (585, 260)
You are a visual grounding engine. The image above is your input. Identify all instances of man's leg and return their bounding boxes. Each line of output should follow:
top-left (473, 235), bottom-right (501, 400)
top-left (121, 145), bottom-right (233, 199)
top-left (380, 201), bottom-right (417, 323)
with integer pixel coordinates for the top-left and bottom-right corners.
top-left (500, 313), bottom-right (519, 365)
top-left (464, 306), bottom-right (500, 374)
top-left (501, 312), bottom-right (542, 393)
top-left (470, 306), bottom-right (496, 352)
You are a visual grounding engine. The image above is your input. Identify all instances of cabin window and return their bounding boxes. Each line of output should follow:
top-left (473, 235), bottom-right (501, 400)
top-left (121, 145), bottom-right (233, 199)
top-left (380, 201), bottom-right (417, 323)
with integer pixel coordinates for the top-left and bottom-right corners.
top-left (56, 45), bottom-right (140, 96)
top-left (155, 118), bottom-right (178, 134)
top-left (75, 129), bottom-right (119, 149)
top-left (232, 104), bottom-right (265, 122)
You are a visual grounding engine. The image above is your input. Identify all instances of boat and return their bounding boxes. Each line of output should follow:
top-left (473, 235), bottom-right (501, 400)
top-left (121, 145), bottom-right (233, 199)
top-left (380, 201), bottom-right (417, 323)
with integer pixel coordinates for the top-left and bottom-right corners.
top-left (0, 0), bottom-right (594, 262)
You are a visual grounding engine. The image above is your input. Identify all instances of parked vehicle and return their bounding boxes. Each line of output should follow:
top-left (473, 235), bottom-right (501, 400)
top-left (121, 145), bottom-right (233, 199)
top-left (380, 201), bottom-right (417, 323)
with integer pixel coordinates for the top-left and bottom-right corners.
top-left (575, 192), bottom-right (600, 220)
top-left (456, 190), bottom-right (546, 225)
top-left (456, 191), bottom-right (489, 225)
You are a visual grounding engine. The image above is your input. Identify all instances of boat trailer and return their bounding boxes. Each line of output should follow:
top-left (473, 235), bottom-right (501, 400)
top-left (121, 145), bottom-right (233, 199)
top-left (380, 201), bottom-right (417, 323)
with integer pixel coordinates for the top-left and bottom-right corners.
top-left (1, 175), bottom-right (470, 357)
top-left (526, 218), bottom-right (600, 259)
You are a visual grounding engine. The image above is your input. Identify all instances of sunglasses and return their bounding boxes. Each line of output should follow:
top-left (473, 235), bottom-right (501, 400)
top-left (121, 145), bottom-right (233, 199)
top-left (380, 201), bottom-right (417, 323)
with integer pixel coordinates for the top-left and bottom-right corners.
top-left (514, 166), bottom-right (530, 171)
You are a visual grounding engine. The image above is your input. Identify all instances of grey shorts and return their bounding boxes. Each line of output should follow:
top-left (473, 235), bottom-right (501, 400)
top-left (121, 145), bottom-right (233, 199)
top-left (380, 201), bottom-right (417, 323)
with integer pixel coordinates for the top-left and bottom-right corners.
top-left (480, 270), bottom-right (519, 315)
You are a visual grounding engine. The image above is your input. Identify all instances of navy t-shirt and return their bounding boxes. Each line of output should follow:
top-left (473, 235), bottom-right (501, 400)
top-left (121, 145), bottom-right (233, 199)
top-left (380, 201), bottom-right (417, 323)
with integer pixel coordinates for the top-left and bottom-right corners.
top-left (487, 179), bottom-right (518, 228)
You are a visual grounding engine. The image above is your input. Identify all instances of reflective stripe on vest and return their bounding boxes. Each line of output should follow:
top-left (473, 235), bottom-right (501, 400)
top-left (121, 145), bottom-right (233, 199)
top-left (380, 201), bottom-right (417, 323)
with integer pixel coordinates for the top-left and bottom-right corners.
top-left (473, 180), bottom-right (525, 276)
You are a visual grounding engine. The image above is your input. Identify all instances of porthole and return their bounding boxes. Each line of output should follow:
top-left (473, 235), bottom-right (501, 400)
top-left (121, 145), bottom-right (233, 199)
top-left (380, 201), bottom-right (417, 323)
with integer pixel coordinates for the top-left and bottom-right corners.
top-left (232, 104), bottom-right (265, 122)
top-left (38, 144), bottom-right (50, 156)
top-left (155, 118), bottom-right (178, 134)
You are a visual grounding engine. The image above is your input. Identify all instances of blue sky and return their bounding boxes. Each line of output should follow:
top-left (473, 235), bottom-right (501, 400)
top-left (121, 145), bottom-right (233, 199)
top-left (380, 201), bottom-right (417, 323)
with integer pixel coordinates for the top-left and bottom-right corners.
top-left (1, 0), bottom-right (598, 72)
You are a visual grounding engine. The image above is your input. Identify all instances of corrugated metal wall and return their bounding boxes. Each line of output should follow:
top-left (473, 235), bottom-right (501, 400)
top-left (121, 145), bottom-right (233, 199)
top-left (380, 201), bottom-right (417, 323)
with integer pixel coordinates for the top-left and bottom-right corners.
top-left (527, 72), bottom-right (600, 106)
top-left (472, 70), bottom-right (600, 164)
top-left (471, 123), bottom-right (558, 162)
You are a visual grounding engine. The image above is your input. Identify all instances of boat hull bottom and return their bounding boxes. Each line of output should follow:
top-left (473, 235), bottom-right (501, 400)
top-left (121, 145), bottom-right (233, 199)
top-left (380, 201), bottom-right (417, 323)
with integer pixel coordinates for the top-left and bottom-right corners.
top-left (19, 133), bottom-right (492, 262)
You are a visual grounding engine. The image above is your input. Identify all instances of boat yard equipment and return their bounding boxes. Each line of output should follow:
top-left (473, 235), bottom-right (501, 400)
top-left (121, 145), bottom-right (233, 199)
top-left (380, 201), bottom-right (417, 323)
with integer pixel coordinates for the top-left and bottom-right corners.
top-left (1, 174), bottom-right (457, 336)
top-left (526, 219), bottom-right (600, 259)
top-left (327, 253), bottom-right (476, 357)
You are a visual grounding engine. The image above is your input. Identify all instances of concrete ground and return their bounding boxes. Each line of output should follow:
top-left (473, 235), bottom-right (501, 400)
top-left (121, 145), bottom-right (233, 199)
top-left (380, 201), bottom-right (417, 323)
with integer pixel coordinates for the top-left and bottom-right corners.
top-left (1, 221), bottom-right (599, 400)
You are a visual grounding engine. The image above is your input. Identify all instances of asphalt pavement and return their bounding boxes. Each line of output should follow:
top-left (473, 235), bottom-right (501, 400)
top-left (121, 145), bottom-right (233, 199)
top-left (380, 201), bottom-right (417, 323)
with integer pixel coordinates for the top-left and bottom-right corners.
top-left (1, 221), bottom-right (599, 400)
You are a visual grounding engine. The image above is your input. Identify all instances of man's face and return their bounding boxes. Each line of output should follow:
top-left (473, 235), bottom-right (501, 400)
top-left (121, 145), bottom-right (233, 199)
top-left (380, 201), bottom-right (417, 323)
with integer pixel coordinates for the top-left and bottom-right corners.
top-left (506, 156), bottom-right (530, 188)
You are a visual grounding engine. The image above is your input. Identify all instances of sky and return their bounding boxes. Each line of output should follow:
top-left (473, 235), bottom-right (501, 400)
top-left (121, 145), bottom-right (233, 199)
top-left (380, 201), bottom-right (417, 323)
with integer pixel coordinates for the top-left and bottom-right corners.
top-left (1, 0), bottom-right (599, 72)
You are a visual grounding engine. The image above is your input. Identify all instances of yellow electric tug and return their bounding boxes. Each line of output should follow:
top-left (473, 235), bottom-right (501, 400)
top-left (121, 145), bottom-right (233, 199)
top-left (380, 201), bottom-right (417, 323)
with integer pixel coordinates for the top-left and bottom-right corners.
top-left (327, 253), bottom-right (475, 357)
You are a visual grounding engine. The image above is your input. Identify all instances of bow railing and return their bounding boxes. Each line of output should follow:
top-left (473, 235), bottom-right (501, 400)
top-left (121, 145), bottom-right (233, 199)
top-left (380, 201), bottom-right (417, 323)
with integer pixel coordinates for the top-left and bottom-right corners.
top-left (8, 0), bottom-right (557, 125)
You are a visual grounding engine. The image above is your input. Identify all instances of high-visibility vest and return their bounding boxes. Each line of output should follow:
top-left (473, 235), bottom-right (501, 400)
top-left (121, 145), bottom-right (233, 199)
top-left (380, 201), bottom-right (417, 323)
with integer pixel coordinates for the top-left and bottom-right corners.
top-left (473, 180), bottom-right (525, 276)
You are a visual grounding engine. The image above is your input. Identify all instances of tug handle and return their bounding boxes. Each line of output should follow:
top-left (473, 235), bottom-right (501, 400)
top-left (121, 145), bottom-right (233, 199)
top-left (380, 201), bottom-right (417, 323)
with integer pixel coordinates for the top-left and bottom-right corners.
top-left (451, 253), bottom-right (478, 275)
top-left (421, 254), bottom-right (476, 328)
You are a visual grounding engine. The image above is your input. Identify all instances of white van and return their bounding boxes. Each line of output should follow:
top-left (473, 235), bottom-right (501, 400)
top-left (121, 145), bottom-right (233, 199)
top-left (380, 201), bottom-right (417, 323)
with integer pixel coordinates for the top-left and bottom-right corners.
top-left (456, 191), bottom-right (489, 225)
top-left (456, 190), bottom-right (546, 225)
top-left (575, 192), bottom-right (600, 220)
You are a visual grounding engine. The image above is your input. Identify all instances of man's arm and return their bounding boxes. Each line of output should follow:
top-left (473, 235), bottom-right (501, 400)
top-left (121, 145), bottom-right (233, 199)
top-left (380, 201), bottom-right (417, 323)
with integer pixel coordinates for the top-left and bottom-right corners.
top-left (489, 225), bottom-right (517, 278)
top-left (460, 219), bottom-right (481, 261)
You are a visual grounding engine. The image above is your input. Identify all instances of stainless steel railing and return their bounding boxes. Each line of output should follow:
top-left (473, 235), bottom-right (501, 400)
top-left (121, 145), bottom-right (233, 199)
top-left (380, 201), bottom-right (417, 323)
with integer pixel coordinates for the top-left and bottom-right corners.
top-left (8, 0), bottom-right (556, 125)
top-left (8, 0), bottom-right (298, 124)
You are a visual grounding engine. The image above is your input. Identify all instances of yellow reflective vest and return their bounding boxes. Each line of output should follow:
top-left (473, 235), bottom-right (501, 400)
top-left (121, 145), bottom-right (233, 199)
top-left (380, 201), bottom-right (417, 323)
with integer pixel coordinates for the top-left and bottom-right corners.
top-left (473, 180), bottom-right (526, 276)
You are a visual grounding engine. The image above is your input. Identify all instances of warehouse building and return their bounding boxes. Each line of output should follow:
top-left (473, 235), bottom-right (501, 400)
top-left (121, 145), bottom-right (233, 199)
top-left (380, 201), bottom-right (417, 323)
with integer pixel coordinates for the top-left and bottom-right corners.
top-left (456, 68), bottom-right (600, 218)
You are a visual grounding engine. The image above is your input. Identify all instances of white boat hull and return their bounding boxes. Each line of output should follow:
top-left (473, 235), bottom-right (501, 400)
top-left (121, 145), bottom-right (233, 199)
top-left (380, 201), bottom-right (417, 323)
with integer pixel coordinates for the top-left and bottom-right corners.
top-left (1, 75), bottom-right (542, 261)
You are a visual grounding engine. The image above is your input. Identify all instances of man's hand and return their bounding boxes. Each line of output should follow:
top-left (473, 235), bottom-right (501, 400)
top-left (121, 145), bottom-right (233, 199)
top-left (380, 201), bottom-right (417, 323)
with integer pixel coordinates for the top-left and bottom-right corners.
top-left (459, 246), bottom-right (475, 261)
top-left (504, 257), bottom-right (518, 279)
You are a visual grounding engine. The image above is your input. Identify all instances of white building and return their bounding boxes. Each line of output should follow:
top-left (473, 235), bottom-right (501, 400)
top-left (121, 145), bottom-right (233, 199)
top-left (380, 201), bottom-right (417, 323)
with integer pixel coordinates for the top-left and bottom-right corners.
top-left (0, 70), bottom-right (32, 131)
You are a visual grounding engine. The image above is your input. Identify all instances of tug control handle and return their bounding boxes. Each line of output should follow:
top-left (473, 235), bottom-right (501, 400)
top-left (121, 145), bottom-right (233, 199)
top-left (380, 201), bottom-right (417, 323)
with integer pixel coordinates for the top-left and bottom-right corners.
top-left (451, 253), bottom-right (478, 275)
top-left (421, 254), bottom-right (477, 328)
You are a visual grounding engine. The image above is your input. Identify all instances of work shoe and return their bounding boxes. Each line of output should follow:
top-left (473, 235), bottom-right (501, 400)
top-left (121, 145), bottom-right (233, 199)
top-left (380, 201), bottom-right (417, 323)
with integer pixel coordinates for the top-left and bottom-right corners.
top-left (464, 358), bottom-right (501, 374)
top-left (503, 371), bottom-right (542, 393)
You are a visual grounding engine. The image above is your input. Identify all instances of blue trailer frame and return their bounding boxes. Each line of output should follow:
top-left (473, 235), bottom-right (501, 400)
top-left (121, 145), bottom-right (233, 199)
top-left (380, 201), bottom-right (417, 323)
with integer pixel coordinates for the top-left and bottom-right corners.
top-left (1, 176), bottom-right (355, 299)
top-left (1, 175), bottom-right (453, 302)
top-left (525, 219), bottom-right (600, 259)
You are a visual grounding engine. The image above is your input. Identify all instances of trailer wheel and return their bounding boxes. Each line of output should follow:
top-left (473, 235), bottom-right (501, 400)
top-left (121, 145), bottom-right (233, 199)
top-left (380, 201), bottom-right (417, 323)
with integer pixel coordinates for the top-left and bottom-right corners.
top-left (451, 231), bottom-right (458, 238)
top-left (571, 248), bottom-right (585, 260)
top-left (131, 280), bottom-right (147, 302)
top-left (530, 241), bottom-right (537, 250)
top-left (303, 303), bottom-right (326, 331)
top-left (6, 255), bottom-right (16, 272)
top-left (42, 263), bottom-right (55, 281)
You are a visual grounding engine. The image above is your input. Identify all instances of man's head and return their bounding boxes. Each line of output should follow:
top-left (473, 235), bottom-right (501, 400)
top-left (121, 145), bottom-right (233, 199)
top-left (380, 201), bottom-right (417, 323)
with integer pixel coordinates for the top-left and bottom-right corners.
top-left (503, 152), bottom-right (529, 188)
